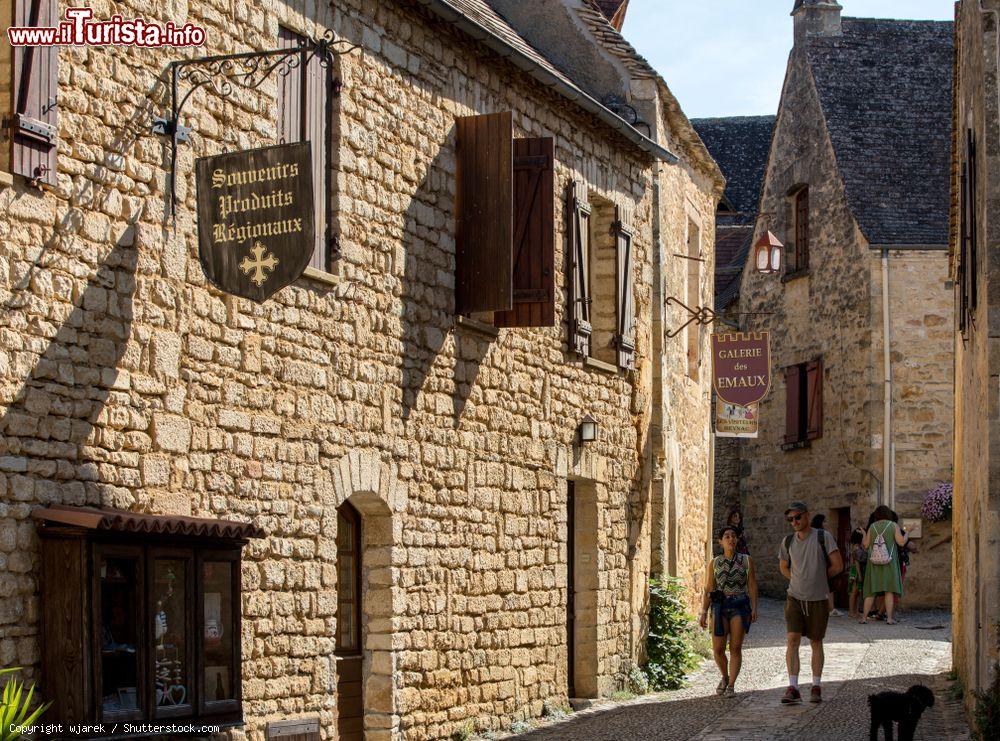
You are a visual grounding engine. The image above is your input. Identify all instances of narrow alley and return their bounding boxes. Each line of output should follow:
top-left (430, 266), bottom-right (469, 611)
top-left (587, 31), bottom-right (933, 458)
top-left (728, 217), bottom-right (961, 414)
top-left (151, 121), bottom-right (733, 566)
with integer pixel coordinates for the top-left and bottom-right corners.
top-left (509, 599), bottom-right (970, 740)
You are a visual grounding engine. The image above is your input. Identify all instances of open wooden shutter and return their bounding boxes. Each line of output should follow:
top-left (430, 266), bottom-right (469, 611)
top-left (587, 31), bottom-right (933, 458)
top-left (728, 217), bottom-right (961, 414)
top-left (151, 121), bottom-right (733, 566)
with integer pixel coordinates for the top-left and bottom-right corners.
top-left (11, 0), bottom-right (59, 187)
top-left (967, 129), bottom-right (978, 316)
top-left (615, 204), bottom-right (636, 369)
top-left (494, 137), bottom-right (555, 328)
top-left (805, 359), bottom-right (823, 440)
top-left (568, 181), bottom-right (591, 356)
top-left (784, 365), bottom-right (801, 444)
top-left (277, 27), bottom-right (330, 270)
top-left (958, 156), bottom-right (968, 336)
top-left (455, 112), bottom-right (513, 314)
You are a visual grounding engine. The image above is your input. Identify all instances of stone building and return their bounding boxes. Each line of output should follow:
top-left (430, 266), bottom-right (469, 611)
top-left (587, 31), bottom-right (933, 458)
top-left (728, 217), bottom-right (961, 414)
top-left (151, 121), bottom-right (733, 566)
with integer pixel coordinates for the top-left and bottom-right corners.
top-left (735, 0), bottom-right (954, 606)
top-left (0, 1), bottom-right (719, 740)
top-left (690, 115), bottom-right (776, 540)
top-left (951, 0), bottom-right (1000, 709)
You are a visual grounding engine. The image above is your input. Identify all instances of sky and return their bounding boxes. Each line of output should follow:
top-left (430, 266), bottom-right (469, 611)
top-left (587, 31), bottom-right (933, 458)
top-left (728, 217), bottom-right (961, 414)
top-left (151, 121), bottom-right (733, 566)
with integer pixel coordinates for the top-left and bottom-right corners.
top-left (620, 1), bottom-right (956, 119)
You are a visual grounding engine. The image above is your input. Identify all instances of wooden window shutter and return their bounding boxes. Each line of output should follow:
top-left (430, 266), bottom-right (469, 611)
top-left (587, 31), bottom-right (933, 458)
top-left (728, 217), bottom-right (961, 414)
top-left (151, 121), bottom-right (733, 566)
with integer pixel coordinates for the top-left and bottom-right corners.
top-left (958, 151), bottom-right (969, 336)
top-left (614, 204), bottom-right (636, 369)
top-left (11, 0), bottom-right (59, 187)
top-left (784, 365), bottom-right (802, 444)
top-left (277, 27), bottom-right (330, 270)
top-left (455, 112), bottom-right (513, 314)
top-left (567, 181), bottom-right (592, 356)
top-left (967, 129), bottom-right (978, 316)
top-left (795, 188), bottom-right (809, 270)
top-left (495, 137), bottom-right (555, 328)
top-left (805, 359), bottom-right (823, 440)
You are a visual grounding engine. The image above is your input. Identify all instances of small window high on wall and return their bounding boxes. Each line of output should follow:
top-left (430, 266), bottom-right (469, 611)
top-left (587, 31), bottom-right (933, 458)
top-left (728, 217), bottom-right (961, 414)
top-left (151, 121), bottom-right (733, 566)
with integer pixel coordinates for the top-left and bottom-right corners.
top-left (788, 185), bottom-right (810, 273)
top-left (784, 359), bottom-right (823, 447)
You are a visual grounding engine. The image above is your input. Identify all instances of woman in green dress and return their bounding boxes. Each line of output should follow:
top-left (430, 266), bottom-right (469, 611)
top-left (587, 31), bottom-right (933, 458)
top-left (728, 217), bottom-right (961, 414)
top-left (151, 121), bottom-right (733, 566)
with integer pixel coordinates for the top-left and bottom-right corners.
top-left (859, 505), bottom-right (909, 625)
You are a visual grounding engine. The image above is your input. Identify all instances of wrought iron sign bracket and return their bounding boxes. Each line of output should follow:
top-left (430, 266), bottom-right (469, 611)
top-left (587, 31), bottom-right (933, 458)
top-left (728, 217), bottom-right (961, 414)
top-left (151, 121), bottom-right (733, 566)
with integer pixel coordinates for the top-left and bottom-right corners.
top-left (152, 31), bottom-right (358, 216)
top-left (665, 297), bottom-right (772, 338)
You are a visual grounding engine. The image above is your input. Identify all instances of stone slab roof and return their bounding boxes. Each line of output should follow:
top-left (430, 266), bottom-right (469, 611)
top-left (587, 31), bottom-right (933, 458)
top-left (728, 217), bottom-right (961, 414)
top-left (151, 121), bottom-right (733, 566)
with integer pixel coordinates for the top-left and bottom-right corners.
top-left (691, 116), bottom-right (775, 223)
top-left (807, 18), bottom-right (953, 245)
top-left (714, 226), bottom-right (753, 312)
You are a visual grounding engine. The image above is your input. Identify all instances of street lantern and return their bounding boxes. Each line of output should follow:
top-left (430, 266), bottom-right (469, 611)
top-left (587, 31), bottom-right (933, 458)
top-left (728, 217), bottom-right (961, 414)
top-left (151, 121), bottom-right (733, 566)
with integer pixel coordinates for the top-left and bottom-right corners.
top-left (754, 230), bottom-right (783, 274)
top-left (578, 414), bottom-right (598, 444)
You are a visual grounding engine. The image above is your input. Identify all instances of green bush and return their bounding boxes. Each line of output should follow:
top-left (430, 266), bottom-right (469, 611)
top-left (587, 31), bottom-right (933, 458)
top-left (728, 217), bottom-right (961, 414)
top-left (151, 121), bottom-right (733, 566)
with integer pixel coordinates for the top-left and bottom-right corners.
top-left (974, 659), bottom-right (1000, 740)
top-left (643, 577), bottom-right (701, 691)
top-left (0, 668), bottom-right (51, 741)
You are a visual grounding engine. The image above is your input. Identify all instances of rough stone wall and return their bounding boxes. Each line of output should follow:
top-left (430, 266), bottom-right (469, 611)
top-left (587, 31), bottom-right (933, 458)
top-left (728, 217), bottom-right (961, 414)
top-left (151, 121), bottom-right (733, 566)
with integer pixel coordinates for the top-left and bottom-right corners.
top-left (952, 0), bottom-right (1000, 705)
top-left (0, 1), bottom-right (726, 740)
top-left (737, 46), bottom-right (876, 597)
top-left (867, 250), bottom-right (953, 608)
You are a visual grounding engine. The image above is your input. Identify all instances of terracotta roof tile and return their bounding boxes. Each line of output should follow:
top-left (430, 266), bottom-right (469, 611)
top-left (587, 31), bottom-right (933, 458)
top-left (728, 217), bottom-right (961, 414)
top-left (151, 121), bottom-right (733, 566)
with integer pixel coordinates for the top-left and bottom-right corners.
top-left (32, 505), bottom-right (265, 540)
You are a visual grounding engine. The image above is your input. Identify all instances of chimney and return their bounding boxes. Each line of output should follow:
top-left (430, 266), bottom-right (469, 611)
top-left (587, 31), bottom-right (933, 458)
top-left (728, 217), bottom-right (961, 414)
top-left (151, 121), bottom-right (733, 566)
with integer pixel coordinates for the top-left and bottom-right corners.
top-left (792, 0), bottom-right (843, 45)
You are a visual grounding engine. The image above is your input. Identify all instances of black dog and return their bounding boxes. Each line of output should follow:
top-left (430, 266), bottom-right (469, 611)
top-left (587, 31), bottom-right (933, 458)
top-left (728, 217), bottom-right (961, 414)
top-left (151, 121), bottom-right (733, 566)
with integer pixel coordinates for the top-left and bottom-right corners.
top-left (868, 684), bottom-right (935, 740)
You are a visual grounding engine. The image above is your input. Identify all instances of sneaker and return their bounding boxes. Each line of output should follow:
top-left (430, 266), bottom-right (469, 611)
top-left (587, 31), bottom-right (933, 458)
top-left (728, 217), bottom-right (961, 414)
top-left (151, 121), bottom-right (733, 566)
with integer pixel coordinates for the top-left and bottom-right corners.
top-left (717, 677), bottom-right (728, 695)
top-left (830, 609), bottom-right (843, 617)
top-left (781, 686), bottom-right (802, 704)
top-left (724, 686), bottom-right (737, 698)
top-left (809, 686), bottom-right (822, 703)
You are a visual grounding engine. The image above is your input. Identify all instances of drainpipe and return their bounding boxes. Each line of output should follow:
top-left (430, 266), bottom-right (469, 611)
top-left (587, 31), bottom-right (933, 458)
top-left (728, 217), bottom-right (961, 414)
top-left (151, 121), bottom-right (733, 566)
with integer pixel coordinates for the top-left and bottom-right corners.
top-left (881, 249), bottom-right (894, 510)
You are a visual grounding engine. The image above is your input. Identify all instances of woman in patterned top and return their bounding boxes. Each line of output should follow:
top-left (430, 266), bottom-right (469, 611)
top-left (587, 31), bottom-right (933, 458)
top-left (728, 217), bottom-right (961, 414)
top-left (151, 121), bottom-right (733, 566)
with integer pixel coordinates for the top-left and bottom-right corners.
top-left (699, 526), bottom-right (759, 697)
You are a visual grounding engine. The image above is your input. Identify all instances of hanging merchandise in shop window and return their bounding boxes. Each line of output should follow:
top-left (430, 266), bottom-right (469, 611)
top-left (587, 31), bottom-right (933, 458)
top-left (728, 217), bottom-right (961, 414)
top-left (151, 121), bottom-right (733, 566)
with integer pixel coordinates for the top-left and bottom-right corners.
top-left (31, 505), bottom-right (264, 737)
top-left (195, 142), bottom-right (315, 303)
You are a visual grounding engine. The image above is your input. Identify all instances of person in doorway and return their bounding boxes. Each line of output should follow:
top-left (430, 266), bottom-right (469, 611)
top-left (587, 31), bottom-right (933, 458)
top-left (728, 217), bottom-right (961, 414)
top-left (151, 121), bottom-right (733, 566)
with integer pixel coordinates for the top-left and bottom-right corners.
top-left (726, 506), bottom-right (750, 556)
top-left (778, 501), bottom-right (843, 705)
top-left (860, 505), bottom-right (909, 625)
top-left (847, 528), bottom-right (867, 618)
top-left (810, 514), bottom-right (843, 617)
top-left (700, 526), bottom-right (758, 697)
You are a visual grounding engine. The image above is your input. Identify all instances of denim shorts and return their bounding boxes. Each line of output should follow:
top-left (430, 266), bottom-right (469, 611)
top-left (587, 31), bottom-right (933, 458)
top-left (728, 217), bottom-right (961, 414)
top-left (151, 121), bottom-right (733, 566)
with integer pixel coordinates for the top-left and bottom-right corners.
top-left (712, 594), bottom-right (752, 637)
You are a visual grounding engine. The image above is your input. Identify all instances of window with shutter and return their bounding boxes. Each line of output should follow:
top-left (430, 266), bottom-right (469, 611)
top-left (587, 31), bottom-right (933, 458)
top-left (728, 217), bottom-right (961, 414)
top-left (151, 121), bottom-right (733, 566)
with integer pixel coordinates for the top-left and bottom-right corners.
top-left (784, 365), bottom-right (802, 445)
top-left (967, 129), bottom-right (978, 321)
top-left (10, 0), bottom-right (59, 187)
top-left (805, 359), bottom-right (823, 440)
top-left (615, 204), bottom-right (635, 370)
top-left (455, 112), bottom-right (514, 315)
top-left (795, 187), bottom-right (809, 270)
top-left (277, 27), bottom-right (332, 271)
top-left (958, 158), bottom-right (968, 337)
top-left (568, 181), bottom-right (592, 356)
top-left (494, 137), bottom-right (555, 328)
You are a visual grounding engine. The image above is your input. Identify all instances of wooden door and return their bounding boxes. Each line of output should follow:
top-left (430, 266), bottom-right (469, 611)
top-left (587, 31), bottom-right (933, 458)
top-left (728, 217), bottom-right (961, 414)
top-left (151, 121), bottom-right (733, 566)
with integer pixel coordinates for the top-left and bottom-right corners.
top-left (336, 503), bottom-right (363, 741)
top-left (567, 482), bottom-right (576, 698)
top-left (833, 507), bottom-right (851, 608)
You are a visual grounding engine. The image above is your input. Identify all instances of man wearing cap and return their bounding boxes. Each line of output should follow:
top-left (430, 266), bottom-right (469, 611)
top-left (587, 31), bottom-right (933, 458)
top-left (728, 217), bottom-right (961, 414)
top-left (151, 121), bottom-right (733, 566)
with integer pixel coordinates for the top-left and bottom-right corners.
top-left (777, 500), bottom-right (843, 704)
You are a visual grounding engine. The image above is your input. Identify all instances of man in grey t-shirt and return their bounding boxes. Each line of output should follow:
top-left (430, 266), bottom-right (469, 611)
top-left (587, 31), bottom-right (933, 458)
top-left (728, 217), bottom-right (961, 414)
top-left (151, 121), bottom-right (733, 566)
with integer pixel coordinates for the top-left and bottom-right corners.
top-left (777, 501), bottom-right (843, 705)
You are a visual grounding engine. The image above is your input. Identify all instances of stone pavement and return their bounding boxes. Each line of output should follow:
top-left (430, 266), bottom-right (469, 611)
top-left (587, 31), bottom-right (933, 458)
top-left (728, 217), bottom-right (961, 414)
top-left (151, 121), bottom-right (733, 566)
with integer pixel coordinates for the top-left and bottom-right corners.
top-left (503, 598), bottom-right (971, 741)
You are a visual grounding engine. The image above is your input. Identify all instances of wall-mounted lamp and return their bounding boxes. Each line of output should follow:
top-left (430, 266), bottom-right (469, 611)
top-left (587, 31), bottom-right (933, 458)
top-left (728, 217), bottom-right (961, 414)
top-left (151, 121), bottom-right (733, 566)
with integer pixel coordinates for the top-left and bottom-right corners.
top-left (754, 230), bottom-right (783, 274)
top-left (578, 414), bottom-right (598, 444)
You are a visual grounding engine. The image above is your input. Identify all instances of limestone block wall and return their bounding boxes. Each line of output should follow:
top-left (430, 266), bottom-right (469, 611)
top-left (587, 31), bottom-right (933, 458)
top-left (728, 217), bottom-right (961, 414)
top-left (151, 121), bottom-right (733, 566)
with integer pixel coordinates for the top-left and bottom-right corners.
top-left (0, 0), bottom-right (727, 738)
top-left (867, 250), bottom-right (953, 608)
top-left (737, 45), bottom-right (875, 596)
top-left (952, 0), bottom-right (1000, 705)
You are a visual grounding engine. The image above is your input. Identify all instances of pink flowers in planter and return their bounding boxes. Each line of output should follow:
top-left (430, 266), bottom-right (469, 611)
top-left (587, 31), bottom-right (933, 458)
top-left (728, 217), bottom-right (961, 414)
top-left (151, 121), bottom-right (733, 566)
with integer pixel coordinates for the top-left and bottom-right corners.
top-left (921, 482), bottom-right (953, 523)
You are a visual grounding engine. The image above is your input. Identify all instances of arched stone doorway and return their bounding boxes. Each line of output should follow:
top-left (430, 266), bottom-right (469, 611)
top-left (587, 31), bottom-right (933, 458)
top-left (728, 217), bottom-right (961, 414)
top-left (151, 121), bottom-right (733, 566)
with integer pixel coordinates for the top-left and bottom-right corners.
top-left (329, 451), bottom-right (406, 741)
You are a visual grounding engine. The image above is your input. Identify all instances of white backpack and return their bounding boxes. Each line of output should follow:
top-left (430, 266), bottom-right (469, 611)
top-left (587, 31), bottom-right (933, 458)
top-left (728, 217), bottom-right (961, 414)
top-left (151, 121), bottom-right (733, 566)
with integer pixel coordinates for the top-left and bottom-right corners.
top-left (870, 523), bottom-right (892, 566)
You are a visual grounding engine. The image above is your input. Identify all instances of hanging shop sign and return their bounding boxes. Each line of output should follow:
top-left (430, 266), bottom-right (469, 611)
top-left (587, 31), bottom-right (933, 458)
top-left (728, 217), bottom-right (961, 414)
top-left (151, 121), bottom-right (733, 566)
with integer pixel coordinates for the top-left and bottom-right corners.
top-left (196, 142), bottom-right (314, 303)
top-left (715, 399), bottom-right (759, 438)
top-left (712, 331), bottom-right (771, 407)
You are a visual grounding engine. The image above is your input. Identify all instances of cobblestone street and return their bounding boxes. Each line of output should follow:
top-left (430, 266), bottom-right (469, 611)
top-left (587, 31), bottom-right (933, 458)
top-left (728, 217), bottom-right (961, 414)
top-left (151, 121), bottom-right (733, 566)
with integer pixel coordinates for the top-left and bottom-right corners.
top-left (507, 598), bottom-right (971, 741)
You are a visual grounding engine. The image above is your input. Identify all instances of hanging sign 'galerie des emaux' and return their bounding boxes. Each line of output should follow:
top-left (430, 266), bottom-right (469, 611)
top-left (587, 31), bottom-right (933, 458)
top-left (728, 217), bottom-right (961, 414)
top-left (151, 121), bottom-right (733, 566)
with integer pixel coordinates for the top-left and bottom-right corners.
top-left (195, 142), bottom-right (315, 303)
top-left (712, 332), bottom-right (771, 407)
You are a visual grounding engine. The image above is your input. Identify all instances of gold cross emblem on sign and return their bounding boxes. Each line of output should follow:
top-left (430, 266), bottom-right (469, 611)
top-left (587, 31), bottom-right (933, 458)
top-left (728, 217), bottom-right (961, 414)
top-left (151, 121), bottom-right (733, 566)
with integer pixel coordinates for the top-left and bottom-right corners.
top-left (239, 242), bottom-right (279, 286)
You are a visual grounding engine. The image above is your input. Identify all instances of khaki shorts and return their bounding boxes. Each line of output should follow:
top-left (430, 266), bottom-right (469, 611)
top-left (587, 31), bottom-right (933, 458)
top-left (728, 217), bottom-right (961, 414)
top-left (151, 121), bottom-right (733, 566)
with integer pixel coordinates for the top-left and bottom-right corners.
top-left (784, 597), bottom-right (830, 641)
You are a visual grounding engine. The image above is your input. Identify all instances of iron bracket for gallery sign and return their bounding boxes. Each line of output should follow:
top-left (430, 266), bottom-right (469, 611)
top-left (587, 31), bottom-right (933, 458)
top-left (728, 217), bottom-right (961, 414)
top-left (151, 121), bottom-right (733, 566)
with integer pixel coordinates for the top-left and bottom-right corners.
top-left (664, 296), bottom-right (773, 337)
top-left (152, 31), bottom-right (359, 216)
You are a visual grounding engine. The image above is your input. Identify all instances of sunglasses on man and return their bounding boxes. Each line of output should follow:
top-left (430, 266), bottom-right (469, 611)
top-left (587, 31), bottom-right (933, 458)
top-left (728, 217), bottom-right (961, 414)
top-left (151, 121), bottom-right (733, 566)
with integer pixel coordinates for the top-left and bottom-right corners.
top-left (786, 512), bottom-right (805, 523)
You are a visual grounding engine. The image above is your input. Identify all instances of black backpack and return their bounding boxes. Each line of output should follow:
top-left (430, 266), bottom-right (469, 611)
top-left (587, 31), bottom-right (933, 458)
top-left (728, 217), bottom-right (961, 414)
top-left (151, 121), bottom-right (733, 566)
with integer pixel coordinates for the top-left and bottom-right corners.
top-left (784, 528), bottom-right (841, 576)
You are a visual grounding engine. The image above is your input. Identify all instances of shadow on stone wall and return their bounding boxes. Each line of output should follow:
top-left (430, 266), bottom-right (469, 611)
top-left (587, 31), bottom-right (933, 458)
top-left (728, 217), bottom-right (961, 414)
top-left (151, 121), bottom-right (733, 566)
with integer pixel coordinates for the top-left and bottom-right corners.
top-left (398, 123), bottom-right (487, 424)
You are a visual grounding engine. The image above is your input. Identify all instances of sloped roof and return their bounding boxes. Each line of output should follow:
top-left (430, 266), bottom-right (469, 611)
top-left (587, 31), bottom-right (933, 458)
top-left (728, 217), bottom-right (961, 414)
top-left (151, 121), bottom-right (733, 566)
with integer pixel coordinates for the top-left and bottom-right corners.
top-left (806, 18), bottom-right (953, 245)
top-left (691, 116), bottom-right (776, 223)
top-left (714, 226), bottom-right (753, 312)
top-left (413, 0), bottom-right (674, 161)
top-left (32, 505), bottom-right (265, 540)
top-left (593, 0), bottom-right (629, 31)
